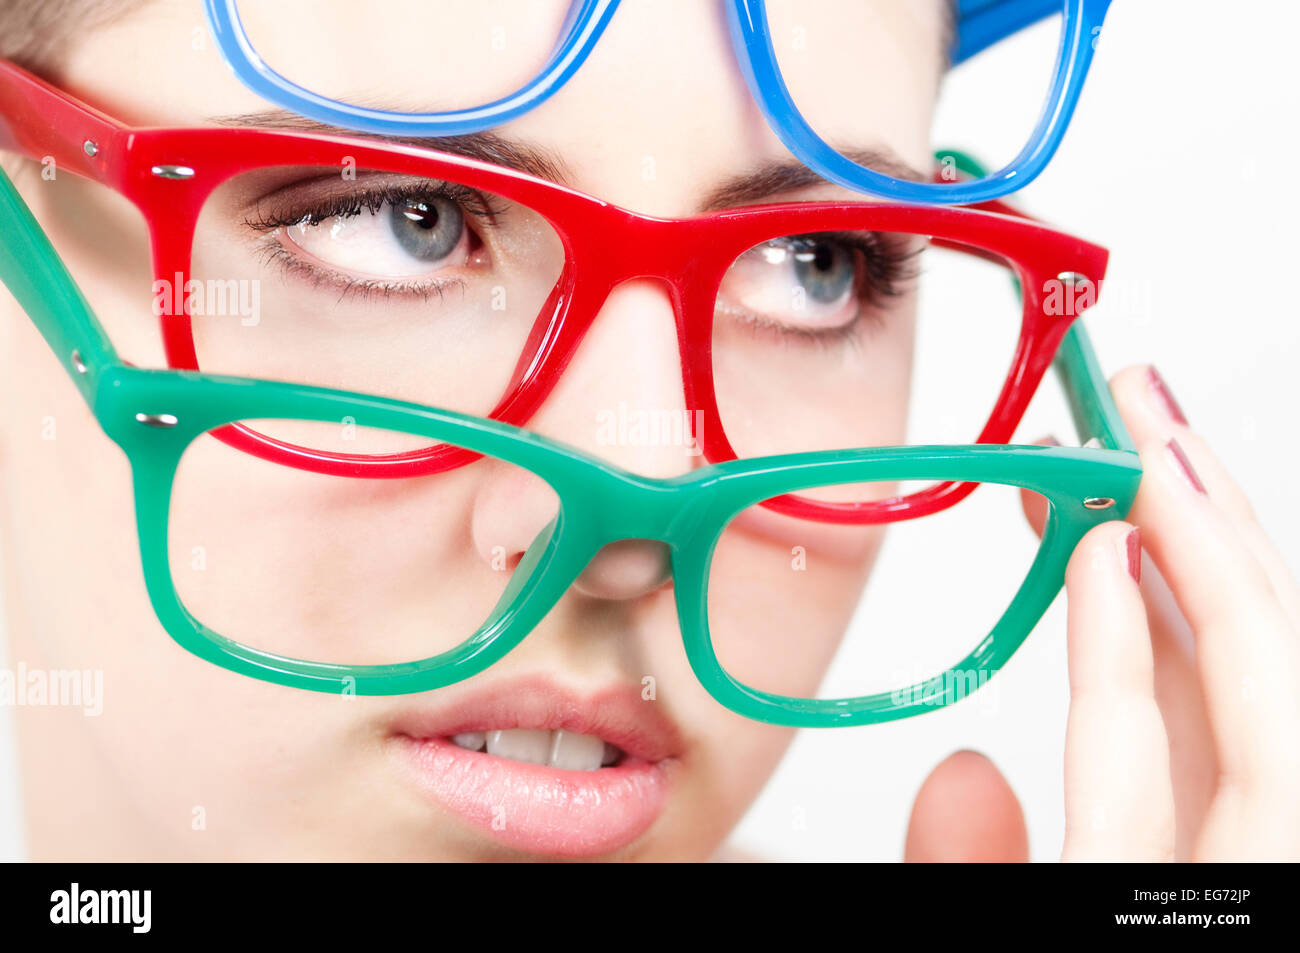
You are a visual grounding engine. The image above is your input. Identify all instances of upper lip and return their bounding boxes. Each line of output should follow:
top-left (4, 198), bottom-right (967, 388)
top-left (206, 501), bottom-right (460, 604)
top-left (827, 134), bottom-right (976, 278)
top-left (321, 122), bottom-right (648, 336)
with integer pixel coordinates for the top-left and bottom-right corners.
top-left (387, 676), bottom-right (684, 764)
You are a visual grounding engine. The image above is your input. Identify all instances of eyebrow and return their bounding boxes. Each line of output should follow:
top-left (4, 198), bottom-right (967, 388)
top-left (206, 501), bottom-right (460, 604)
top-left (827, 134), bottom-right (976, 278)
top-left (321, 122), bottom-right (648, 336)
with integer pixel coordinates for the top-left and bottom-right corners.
top-left (208, 111), bottom-right (926, 211)
top-left (699, 149), bottom-right (928, 210)
top-left (206, 110), bottom-right (572, 185)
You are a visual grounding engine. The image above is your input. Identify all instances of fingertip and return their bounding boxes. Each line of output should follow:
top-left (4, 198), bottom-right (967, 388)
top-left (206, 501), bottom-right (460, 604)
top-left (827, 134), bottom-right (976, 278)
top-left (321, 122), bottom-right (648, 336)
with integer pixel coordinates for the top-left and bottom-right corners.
top-left (1066, 520), bottom-right (1140, 592)
top-left (1108, 363), bottom-right (1159, 413)
top-left (904, 750), bottom-right (1029, 863)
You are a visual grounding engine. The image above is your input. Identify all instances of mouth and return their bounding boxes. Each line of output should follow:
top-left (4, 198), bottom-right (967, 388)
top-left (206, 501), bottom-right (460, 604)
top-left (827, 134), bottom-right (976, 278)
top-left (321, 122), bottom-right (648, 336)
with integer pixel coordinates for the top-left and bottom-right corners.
top-left (389, 678), bottom-right (681, 858)
top-left (445, 729), bottom-right (626, 770)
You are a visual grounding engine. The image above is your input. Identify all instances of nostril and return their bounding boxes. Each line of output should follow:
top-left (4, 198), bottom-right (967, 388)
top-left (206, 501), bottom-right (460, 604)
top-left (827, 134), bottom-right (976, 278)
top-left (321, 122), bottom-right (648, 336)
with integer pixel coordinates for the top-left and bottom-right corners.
top-left (573, 539), bottom-right (672, 602)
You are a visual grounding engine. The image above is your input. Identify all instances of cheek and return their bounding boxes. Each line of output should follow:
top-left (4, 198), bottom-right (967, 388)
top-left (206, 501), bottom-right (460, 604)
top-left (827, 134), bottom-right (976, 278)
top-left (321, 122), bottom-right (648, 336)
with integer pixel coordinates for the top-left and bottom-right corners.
top-left (713, 299), bottom-right (917, 457)
top-left (168, 434), bottom-right (495, 667)
top-left (0, 288), bottom-right (140, 676)
top-left (706, 514), bottom-right (882, 700)
top-left (0, 293), bottom-right (253, 844)
top-left (167, 428), bottom-right (567, 671)
top-left (0, 320), bottom-right (424, 854)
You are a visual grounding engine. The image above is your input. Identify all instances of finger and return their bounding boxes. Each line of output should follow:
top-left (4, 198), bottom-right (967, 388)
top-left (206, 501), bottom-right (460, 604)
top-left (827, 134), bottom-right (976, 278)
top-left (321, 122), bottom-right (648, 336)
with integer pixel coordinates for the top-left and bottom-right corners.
top-left (1074, 368), bottom-right (1222, 855)
top-left (904, 750), bottom-right (1029, 862)
top-left (1111, 364), bottom-right (1300, 626)
top-left (1141, 559), bottom-right (1219, 860)
top-left (1060, 521), bottom-right (1175, 862)
top-left (1121, 428), bottom-right (1300, 792)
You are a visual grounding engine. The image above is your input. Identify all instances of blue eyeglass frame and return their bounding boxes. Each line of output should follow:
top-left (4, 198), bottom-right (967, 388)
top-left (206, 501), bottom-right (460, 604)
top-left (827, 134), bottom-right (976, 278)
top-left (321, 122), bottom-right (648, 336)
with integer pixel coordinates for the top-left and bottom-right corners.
top-left (202, 0), bottom-right (1113, 205)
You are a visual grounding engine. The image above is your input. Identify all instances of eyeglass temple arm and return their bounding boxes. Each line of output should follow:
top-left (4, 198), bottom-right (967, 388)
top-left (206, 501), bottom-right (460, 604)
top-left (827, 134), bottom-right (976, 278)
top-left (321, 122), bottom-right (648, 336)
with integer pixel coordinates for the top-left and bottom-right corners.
top-left (0, 59), bottom-right (124, 180)
top-left (939, 147), bottom-right (1134, 456)
top-left (1052, 318), bottom-right (1135, 454)
top-left (0, 165), bottom-right (119, 406)
top-left (952, 0), bottom-right (1065, 65)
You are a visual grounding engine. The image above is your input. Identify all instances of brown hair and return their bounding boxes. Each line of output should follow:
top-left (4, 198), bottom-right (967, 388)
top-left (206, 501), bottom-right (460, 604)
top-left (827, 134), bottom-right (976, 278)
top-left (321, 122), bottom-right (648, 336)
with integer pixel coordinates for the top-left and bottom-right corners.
top-left (0, 0), bottom-right (146, 73)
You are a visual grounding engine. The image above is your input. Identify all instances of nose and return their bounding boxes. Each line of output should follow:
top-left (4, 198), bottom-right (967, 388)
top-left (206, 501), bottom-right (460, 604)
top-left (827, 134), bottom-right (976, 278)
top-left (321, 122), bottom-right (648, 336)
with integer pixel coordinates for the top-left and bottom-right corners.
top-left (573, 538), bottom-right (672, 600)
top-left (527, 278), bottom-right (698, 479)
top-left (471, 473), bottom-right (672, 601)
top-left (470, 279), bottom-right (691, 601)
top-left (470, 459), bottom-right (559, 573)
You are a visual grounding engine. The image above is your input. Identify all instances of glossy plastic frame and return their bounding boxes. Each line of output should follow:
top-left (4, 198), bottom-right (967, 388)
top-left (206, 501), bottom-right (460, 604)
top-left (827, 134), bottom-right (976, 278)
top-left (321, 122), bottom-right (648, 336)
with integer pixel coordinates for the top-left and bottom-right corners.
top-left (0, 165), bottom-right (1140, 726)
top-left (954, 0), bottom-right (1075, 63)
top-left (0, 59), bottom-right (1110, 526)
top-left (203, 0), bottom-right (1112, 204)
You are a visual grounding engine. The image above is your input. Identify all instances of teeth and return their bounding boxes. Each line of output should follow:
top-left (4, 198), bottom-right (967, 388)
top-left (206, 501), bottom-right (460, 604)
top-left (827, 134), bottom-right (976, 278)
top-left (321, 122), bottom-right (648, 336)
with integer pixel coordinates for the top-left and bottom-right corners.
top-left (548, 730), bottom-right (606, 771)
top-left (458, 728), bottom-right (621, 771)
top-left (451, 731), bottom-right (486, 752)
top-left (486, 729), bottom-right (552, 766)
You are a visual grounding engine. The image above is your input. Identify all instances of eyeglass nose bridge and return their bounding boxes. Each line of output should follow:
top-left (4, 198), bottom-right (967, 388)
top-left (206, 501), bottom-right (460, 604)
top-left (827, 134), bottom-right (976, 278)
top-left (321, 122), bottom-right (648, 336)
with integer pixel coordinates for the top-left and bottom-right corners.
top-left (577, 466), bottom-right (717, 545)
top-left (482, 472), bottom-right (714, 631)
top-left (585, 210), bottom-right (707, 290)
top-left (533, 463), bottom-right (721, 574)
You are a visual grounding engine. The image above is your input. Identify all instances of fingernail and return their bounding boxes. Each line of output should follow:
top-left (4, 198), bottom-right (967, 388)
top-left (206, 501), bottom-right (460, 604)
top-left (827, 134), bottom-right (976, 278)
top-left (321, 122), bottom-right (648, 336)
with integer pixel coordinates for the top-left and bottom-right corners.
top-left (1166, 438), bottom-right (1207, 495)
top-left (1147, 366), bottom-right (1188, 425)
top-left (1122, 527), bottom-right (1141, 584)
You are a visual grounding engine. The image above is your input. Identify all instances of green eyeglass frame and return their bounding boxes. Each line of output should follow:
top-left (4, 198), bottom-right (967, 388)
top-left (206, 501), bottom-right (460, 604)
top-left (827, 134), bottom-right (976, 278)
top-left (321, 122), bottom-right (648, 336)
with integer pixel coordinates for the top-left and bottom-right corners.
top-left (0, 166), bottom-right (1140, 727)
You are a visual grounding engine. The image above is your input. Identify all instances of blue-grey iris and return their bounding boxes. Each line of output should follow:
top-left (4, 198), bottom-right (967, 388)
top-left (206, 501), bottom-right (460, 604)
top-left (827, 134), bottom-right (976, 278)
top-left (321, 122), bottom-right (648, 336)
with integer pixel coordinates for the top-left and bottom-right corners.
top-left (390, 196), bottom-right (464, 262)
top-left (790, 236), bottom-right (855, 304)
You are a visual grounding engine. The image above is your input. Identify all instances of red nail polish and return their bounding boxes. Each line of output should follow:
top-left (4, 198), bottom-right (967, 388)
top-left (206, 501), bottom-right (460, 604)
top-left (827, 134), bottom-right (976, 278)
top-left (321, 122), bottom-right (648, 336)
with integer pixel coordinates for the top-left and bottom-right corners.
top-left (1147, 366), bottom-right (1188, 426)
top-left (1167, 438), bottom-right (1207, 495)
top-left (1124, 527), bottom-right (1141, 584)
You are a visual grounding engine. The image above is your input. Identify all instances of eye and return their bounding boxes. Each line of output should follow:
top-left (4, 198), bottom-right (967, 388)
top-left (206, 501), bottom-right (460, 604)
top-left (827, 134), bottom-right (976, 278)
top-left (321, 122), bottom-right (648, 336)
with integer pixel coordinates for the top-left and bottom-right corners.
top-left (718, 234), bottom-right (865, 334)
top-left (279, 192), bottom-right (476, 281)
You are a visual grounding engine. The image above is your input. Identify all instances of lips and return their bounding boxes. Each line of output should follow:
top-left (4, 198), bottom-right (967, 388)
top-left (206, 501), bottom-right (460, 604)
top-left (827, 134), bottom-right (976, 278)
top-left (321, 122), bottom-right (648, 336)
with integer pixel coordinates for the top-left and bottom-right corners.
top-left (389, 678), bottom-right (682, 858)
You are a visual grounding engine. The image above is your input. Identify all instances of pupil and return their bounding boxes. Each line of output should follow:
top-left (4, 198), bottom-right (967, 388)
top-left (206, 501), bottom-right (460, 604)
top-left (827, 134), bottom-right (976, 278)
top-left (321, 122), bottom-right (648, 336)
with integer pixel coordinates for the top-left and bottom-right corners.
top-left (402, 200), bottom-right (438, 230)
top-left (792, 235), bottom-right (854, 304)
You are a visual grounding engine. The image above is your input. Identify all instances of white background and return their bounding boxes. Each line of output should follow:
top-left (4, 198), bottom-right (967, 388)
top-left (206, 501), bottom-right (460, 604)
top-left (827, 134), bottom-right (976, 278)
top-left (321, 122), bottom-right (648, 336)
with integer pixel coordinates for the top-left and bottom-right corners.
top-left (2, 0), bottom-right (1298, 861)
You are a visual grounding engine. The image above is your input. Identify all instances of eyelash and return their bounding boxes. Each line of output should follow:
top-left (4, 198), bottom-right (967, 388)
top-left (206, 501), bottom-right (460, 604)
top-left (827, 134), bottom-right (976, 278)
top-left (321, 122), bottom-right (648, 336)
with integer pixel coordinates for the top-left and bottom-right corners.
top-left (244, 179), bottom-right (504, 231)
top-left (242, 179), bottom-right (503, 303)
top-left (253, 243), bottom-right (472, 306)
top-left (833, 230), bottom-right (924, 306)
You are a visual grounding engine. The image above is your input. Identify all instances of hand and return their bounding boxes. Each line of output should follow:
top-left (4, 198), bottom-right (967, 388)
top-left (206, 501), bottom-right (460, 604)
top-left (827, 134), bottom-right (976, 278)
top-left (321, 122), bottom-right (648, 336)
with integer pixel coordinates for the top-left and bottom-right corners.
top-left (903, 365), bottom-right (1300, 862)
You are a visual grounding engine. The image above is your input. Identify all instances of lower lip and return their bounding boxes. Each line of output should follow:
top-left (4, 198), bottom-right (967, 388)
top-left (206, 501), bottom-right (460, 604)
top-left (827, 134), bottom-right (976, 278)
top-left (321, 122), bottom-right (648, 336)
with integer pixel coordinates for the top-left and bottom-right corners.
top-left (395, 735), bottom-right (672, 857)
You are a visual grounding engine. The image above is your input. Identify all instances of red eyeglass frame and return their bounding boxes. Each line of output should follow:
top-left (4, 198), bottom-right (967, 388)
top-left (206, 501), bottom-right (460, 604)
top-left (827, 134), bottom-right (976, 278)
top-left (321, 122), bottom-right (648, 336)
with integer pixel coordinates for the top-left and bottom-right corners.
top-left (0, 59), bottom-right (1107, 525)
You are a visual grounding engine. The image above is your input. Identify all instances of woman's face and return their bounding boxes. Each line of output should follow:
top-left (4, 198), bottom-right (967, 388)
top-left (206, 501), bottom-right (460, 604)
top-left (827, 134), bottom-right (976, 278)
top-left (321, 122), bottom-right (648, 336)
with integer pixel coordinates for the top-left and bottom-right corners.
top-left (0, 0), bottom-right (946, 859)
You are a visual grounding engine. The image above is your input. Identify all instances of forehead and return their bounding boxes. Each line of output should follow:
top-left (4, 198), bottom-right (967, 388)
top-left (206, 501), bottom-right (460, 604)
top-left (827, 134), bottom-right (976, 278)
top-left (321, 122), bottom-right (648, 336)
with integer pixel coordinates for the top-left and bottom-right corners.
top-left (69, 0), bottom-right (947, 210)
top-left (228, 1), bottom-right (950, 94)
